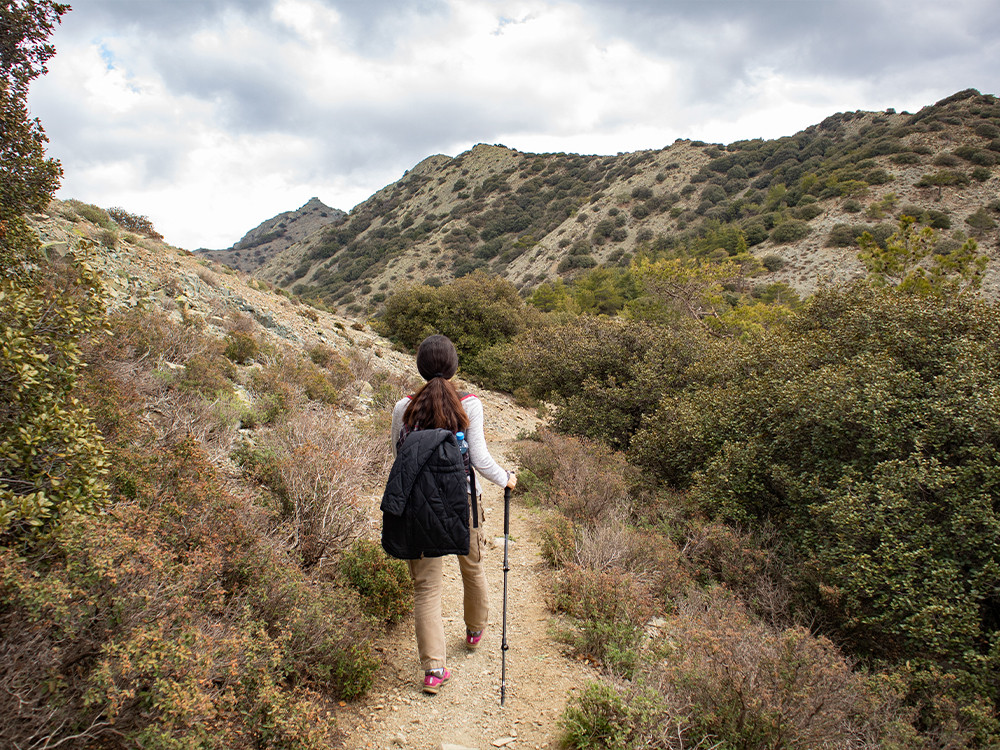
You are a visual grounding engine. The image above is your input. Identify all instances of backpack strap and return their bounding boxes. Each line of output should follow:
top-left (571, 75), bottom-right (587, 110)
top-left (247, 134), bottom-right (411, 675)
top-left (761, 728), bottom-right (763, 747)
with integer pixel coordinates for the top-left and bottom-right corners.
top-left (470, 465), bottom-right (478, 529)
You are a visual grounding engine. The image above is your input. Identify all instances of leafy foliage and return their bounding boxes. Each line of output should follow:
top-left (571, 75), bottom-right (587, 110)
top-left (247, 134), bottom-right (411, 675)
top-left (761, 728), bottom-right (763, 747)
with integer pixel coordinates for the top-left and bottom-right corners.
top-left (338, 538), bottom-right (412, 624)
top-left (858, 215), bottom-right (986, 295)
top-left (0, 1), bottom-right (109, 540)
top-left (107, 206), bottom-right (164, 239)
top-left (628, 283), bottom-right (1000, 735)
top-left (0, 251), bottom-right (109, 536)
top-left (374, 270), bottom-right (531, 376)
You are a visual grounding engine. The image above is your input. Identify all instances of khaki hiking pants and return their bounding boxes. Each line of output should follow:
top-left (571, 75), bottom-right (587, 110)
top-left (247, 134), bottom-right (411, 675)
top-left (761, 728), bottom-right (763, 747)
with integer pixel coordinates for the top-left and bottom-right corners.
top-left (407, 497), bottom-right (488, 672)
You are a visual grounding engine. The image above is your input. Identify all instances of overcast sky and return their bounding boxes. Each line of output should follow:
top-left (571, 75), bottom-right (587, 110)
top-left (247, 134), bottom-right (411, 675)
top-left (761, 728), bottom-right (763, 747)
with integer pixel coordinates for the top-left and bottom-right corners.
top-left (27, 0), bottom-right (999, 250)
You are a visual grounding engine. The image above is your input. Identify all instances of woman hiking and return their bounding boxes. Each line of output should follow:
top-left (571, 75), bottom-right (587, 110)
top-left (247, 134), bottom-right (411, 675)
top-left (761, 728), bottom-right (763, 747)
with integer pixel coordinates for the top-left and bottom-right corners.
top-left (388, 334), bottom-right (517, 694)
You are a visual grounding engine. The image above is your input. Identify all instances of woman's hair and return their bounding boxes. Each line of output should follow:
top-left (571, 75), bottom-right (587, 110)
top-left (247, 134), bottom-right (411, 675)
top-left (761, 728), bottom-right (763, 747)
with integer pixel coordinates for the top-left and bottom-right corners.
top-left (403, 335), bottom-right (469, 432)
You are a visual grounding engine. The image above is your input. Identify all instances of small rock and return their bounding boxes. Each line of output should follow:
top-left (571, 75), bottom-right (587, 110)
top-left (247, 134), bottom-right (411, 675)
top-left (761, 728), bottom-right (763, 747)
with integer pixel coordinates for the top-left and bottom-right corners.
top-left (493, 739), bottom-right (516, 748)
top-left (392, 733), bottom-right (407, 746)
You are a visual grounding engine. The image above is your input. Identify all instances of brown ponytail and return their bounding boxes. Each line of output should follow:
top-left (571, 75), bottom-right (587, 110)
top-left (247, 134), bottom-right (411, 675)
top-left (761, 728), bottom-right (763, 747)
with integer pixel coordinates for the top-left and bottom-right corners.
top-left (403, 335), bottom-right (469, 433)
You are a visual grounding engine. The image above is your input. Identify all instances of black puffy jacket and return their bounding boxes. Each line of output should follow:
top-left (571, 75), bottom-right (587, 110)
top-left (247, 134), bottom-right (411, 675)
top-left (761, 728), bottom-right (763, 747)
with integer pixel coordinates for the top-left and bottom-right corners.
top-left (381, 428), bottom-right (470, 559)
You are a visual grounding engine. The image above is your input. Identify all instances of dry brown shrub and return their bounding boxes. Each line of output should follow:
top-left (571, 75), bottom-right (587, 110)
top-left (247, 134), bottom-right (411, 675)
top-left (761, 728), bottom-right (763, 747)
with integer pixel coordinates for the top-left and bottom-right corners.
top-left (196, 265), bottom-right (220, 288)
top-left (225, 310), bottom-right (257, 334)
top-left (258, 406), bottom-right (379, 567)
top-left (146, 388), bottom-right (242, 460)
top-left (643, 588), bottom-right (917, 749)
top-left (539, 513), bottom-right (577, 567)
top-left (250, 348), bottom-right (346, 413)
top-left (680, 521), bottom-right (799, 627)
top-left (514, 429), bottom-right (635, 523)
top-left (104, 306), bottom-right (217, 364)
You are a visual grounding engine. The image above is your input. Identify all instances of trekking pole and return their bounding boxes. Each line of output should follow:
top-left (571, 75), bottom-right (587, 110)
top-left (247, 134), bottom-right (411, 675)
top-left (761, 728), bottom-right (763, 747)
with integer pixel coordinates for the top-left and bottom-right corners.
top-left (500, 486), bottom-right (511, 706)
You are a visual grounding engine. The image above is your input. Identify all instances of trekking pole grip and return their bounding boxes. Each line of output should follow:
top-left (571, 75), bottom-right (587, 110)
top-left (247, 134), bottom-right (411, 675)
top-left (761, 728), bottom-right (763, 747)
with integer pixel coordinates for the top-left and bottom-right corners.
top-left (504, 486), bottom-right (511, 535)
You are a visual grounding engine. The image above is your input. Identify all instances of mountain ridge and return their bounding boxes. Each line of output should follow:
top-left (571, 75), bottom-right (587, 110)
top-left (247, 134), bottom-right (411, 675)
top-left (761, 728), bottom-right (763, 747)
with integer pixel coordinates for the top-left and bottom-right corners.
top-left (199, 196), bottom-right (346, 273)
top-left (223, 89), bottom-right (1000, 314)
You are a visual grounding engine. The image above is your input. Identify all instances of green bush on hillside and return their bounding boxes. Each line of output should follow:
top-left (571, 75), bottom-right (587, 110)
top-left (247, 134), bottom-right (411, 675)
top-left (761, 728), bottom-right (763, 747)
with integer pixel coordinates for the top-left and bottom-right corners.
top-left (339, 538), bottom-right (412, 624)
top-left (374, 270), bottom-right (530, 377)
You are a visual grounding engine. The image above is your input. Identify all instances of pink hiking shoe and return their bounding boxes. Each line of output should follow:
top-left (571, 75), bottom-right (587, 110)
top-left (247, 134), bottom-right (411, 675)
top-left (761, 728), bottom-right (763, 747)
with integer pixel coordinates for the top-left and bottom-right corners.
top-left (466, 628), bottom-right (485, 650)
top-left (422, 668), bottom-right (451, 694)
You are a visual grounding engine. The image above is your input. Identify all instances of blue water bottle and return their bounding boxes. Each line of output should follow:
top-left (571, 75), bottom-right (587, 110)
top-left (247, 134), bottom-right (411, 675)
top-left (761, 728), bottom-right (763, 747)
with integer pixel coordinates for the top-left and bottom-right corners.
top-left (456, 431), bottom-right (468, 455)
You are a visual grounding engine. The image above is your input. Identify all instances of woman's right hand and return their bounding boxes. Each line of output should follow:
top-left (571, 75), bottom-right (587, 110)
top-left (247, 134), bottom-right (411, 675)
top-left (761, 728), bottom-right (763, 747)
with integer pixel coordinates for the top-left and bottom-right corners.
top-left (505, 472), bottom-right (517, 489)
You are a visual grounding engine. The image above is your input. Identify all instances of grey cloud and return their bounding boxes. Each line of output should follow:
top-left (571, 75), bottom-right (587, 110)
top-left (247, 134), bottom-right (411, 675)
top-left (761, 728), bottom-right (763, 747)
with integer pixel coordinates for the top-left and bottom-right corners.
top-left (67, 0), bottom-right (449, 54)
top-left (576, 0), bottom-right (1000, 100)
top-left (64, 0), bottom-right (274, 33)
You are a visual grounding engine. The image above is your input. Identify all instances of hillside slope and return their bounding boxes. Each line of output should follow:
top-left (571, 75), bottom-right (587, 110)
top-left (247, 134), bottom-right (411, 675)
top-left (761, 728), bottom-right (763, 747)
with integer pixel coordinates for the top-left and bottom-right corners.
top-left (244, 88), bottom-right (1000, 315)
top-left (23, 198), bottom-right (600, 748)
top-left (200, 197), bottom-right (347, 273)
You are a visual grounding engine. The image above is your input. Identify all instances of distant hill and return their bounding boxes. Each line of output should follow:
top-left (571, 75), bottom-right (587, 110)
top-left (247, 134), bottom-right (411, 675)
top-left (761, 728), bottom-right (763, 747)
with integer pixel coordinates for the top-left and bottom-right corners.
top-left (199, 197), bottom-right (346, 273)
top-left (229, 89), bottom-right (999, 315)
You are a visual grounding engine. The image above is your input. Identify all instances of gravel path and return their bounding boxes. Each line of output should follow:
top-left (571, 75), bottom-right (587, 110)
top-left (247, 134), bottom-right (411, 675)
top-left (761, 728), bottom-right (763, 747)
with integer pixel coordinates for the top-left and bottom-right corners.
top-left (335, 390), bottom-right (598, 750)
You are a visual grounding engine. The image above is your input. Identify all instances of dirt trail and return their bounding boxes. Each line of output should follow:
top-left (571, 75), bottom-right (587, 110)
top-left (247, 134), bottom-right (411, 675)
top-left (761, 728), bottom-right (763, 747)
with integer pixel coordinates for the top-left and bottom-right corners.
top-left (335, 389), bottom-right (599, 750)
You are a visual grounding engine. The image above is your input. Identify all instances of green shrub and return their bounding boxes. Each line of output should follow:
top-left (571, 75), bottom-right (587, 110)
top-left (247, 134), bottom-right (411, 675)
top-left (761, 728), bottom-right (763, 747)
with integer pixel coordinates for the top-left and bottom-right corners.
top-left (966, 208), bottom-right (998, 231)
top-left (933, 153), bottom-right (961, 167)
top-left (917, 170), bottom-right (971, 187)
top-left (0, 253), bottom-right (109, 539)
top-left (338, 538), bottom-right (412, 624)
top-left (551, 564), bottom-right (651, 674)
top-left (827, 223), bottom-right (868, 247)
top-left (761, 254), bottom-right (785, 271)
top-left (630, 283), bottom-right (1000, 735)
top-left (66, 200), bottom-right (113, 228)
top-left (180, 353), bottom-right (236, 397)
top-left (560, 682), bottom-right (633, 750)
top-left (223, 330), bottom-right (259, 364)
top-left (0, 3), bottom-right (110, 542)
top-left (107, 206), bottom-right (164, 239)
top-left (374, 270), bottom-right (529, 378)
top-left (770, 219), bottom-right (811, 243)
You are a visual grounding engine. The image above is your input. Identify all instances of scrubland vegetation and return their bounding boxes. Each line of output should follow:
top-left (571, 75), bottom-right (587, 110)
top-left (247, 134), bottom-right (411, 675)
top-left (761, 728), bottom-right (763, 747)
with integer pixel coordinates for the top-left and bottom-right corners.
top-left (5, 4), bottom-right (1000, 748)
top-left (375, 213), bottom-right (1000, 747)
top-left (2, 6), bottom-right (414, 745)
top-left (279, 88), bottom-right (1000, 314)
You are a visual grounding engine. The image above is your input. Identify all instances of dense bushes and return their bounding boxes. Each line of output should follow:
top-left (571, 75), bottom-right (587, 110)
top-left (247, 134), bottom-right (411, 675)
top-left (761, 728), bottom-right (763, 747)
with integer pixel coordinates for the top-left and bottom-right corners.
top-left (626, 283), bottom-right (1000, 737)
top-left (374, 270), bottom-right (531, 376)
top-left (0, 253), bottom-right (109, 537)
top-left (562, 590), bottom-right (916, 750)
top-left (0, 438), bottom-right (378, 749)
top-left (1, 1), bottom-right (109, 540)
top-left (489, 264), bottom-right (1000, 743)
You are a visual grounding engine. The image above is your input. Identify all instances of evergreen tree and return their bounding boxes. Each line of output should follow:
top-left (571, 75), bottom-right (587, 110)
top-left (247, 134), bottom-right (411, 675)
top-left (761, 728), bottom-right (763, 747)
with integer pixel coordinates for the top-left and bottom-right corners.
top-left (0, 1), bottom-right (109, 539)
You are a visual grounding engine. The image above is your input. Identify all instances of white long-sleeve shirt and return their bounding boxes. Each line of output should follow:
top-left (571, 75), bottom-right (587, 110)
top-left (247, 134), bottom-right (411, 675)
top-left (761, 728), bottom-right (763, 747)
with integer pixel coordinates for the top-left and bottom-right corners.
top-left (390, 392), bottom-right (510, 490)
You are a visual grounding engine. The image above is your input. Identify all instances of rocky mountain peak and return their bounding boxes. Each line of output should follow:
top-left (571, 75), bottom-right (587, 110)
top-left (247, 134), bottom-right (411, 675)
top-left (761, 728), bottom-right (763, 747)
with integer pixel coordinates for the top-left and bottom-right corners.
top-left (198, 197), bottom-right (346, 274)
